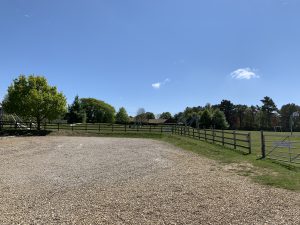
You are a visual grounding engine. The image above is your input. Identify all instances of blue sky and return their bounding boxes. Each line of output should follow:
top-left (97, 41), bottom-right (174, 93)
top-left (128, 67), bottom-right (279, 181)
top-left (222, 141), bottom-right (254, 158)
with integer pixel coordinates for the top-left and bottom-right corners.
top-left (1, 0), bottom-right (300, 116)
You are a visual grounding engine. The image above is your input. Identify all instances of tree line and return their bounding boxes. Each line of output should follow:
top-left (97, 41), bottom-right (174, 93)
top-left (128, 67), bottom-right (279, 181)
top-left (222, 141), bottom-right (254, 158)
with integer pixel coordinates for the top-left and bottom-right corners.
top-left (173, 97), bottom-right (300, 131)
top-left (1, 75), bottom-right (299, 131)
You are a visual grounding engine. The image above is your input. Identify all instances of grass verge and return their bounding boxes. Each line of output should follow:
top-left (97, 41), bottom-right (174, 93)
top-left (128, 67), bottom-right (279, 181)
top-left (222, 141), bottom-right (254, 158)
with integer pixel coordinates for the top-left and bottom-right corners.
top-left (159, 135), bottom-right (300, 191)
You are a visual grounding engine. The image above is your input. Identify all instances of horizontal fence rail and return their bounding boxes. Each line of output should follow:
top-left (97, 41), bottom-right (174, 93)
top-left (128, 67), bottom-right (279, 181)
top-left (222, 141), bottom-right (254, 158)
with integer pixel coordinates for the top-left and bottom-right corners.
top-left (0, 121), bottom-right (174, 134)
top-left (173, 126), bottom-right (251, 154)
top-left (0, 121), bottom-right (251, 154)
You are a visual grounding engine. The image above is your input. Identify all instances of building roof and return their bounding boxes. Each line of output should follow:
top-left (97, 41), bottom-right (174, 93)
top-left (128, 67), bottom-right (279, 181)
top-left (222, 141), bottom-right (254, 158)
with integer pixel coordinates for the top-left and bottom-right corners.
top-left (128, 117), bottom-right (169, 124)
top-left (148, 119), bottom-right (167, 124)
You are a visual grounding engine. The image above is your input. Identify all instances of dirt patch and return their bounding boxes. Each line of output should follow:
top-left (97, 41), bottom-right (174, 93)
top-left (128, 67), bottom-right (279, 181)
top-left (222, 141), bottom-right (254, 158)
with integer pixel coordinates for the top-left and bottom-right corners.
top-left (0, 136), bottom-right (299, 224)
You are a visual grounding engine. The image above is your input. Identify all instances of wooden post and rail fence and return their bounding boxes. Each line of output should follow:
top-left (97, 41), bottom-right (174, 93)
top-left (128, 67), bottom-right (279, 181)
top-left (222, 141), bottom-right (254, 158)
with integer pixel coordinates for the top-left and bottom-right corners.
top-left (0, 120), bottom-right (252, 154)
top-left (2, 120), bottom-right (299, 165)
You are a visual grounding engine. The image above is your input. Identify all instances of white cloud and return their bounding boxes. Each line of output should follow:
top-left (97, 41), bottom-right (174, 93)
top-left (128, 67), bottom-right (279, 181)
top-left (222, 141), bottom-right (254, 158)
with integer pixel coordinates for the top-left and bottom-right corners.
top-left (231, 68), bottom-right (259, 80)
top-left (24, 14), bottom-right (30, 18)
top-left (152, 82), bottom-right (161, 89)
top-left (151, 78), bottom-right (170, 89)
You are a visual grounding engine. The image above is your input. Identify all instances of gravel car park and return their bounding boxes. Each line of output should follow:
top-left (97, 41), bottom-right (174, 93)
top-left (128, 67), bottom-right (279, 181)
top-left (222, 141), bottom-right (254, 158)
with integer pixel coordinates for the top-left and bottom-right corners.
top-left (0, 136), bottom-right (299, 224)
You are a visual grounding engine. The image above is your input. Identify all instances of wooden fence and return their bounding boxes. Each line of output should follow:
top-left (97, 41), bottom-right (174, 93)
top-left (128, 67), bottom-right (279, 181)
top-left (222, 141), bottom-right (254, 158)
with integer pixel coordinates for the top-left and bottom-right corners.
top-left (0, 121), bottom-right (174, 134)
top-left (173, 126), bottom-right (252, 154)
top-left (0, 121), bottom-right (252, 154)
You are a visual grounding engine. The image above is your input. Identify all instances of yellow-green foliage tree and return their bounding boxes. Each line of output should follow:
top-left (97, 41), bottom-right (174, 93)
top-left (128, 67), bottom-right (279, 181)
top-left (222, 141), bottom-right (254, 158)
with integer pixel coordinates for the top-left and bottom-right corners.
top-left (2, 75), bottom-right (67, 129)
top-left (115, 107), bottom-right (129, 124)
top-left (80, 98), bottom-right (115, 123)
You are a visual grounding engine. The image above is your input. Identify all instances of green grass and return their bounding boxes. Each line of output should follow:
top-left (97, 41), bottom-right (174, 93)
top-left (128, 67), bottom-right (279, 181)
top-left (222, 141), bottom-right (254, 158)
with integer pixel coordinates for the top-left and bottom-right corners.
top-left (163, 134), bottom-right (300, 191)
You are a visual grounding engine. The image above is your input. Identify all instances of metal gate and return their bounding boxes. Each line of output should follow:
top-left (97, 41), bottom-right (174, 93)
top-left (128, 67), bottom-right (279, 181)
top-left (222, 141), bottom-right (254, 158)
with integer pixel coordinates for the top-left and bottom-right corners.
top-left (261, 131), bottom-right (300, 164)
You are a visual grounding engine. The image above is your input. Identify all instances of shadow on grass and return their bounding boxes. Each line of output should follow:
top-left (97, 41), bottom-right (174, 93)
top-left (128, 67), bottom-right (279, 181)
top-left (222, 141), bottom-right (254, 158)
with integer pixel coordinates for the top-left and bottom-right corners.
top-left (262, 158), bottom-right (300, 172)
top-left (175, 135), bottom-right (251, 156)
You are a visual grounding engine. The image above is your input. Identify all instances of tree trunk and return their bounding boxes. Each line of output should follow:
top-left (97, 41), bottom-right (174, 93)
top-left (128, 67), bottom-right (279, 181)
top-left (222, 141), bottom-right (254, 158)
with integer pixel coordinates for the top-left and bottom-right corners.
top-left (36, 118), bottom-right (41, 130)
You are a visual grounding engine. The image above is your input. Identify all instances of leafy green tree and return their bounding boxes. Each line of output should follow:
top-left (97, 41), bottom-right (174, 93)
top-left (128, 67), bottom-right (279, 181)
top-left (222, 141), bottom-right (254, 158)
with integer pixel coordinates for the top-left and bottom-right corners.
top-left (260, 96), bottom-right (278, 129)
top-left (116, 107), bottom-right (129, 124)
top-left (199, 109), bottom-right (212, 128)
top-left (135, 109), bottom-right (155, 124)
top-left (135, 108), bottom-right (147, 124)
top-left (66, 95), bottom-right (86, 123)
top-left (159, 112), bottom-right (172, 119)
top-left (80, 98), bottom-right (115, 123)
top-left (280, 103), bottom-right (300, 131)
top-left (145, 112), bottom-right (155, 120)
top-left (179, 106), bottom-right (203, 127)
top-left (186, 111), bottom-right (201, 128)
top-left (243, 106), bottom-right (257, 130)
top-left (234, 104), bottom-right (248, 129)
top-left (174, 112), bottom-right (184, 123)
top-left (212, 109), bottom-right (229, 129)
top-left (219, 100), bottom-right (235, 128)
top-left (2, 75), bottom-right (67, 129)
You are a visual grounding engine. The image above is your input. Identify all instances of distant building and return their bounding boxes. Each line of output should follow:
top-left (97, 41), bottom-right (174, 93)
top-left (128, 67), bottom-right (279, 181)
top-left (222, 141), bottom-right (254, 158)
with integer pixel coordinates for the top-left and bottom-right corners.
top-left (128, 117), bottom-right (176, 125)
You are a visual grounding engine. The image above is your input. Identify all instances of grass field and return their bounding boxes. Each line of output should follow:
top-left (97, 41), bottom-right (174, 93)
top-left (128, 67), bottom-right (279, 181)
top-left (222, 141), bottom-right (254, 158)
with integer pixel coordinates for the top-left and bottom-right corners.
top-left (161, 134), bottom-right (300, 191)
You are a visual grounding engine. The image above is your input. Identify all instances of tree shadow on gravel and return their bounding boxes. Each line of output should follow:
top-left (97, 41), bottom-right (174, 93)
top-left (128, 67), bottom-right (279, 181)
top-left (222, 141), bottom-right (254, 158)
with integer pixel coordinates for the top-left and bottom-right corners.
top-left (0, 130), bottom-right (52, 137)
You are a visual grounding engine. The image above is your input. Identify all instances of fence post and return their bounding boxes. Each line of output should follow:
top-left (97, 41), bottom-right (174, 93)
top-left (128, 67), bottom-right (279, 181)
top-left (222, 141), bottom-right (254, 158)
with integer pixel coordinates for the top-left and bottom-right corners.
top-left (57, 123), bottom-right (60, 131)
top-left (161, 126), bottom-right (163, 133)
top-left (98, 123), bottom-right (101, 133)
top-left (30, 122), bottom-right (32, 130)
top-left (72, 124), bottom-right (74, 132)
top-left (125, 123), bottom-right (127, 132)
top-left (222, 129), bottom-right (225, 146)
top-left (233, 130), bottom-right (236, 149)
top-left (198, 128), bottom-right (200, 140)
top-left (212, 129), bottom-right (215, 144)
top-left (193, 128), bottom-right (195, 138)
top-left (261, 130), bottom-right (266, 159)
top-left (181, 127), bottom-right (183, 136)
top-left (248, 132), bottom-right (252, 154)
top-left (204, 129), bottom-right (207, 141)
top-left (112, 123), bottom-right (114, 132)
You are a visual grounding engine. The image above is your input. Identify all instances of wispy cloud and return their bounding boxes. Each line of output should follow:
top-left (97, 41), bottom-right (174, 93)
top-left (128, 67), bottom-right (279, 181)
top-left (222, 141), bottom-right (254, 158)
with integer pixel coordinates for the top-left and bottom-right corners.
top-left (231, 68), bottom-right (259, 80)
top-left (24, 14), bottom-right (30, 18)
top-left (151, 78), bottom-right (170, 89)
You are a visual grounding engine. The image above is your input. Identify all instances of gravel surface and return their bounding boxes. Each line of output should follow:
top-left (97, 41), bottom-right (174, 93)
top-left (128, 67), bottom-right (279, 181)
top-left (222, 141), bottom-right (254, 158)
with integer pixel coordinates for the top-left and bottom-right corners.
top-left (0, 136), bottom-right (299, 224)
